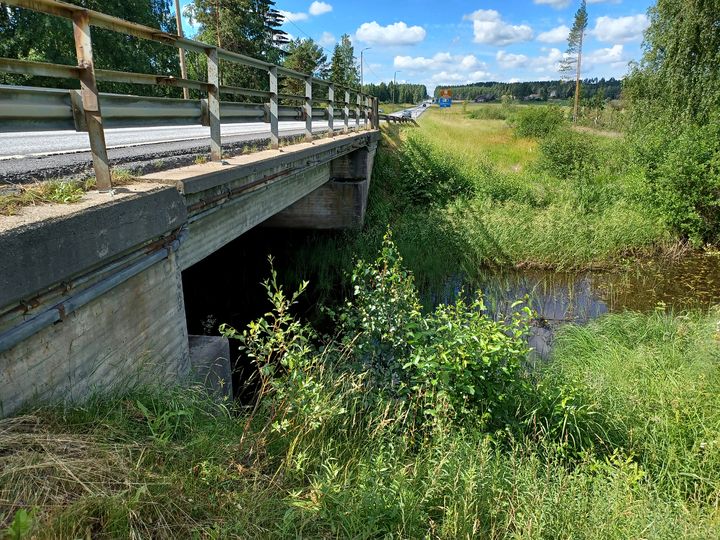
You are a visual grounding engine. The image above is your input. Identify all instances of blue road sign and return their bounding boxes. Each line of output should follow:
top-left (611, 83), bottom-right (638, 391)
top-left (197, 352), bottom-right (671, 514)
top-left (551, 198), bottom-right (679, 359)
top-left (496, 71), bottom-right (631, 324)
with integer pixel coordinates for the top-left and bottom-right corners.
top-left (439, 97), bottom-right (452, 108)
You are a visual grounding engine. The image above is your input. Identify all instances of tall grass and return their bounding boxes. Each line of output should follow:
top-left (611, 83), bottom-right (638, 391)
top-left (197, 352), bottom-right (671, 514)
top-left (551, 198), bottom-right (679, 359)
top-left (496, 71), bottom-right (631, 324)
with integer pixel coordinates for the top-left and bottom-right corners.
top-left (285, 108), bottom-right (671, 304)
top-left (3, 277), bottom-right (719, 537)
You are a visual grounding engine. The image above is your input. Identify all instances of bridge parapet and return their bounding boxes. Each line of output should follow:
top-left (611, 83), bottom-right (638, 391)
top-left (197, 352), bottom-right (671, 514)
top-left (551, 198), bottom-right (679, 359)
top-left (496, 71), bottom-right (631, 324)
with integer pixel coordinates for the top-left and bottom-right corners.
top-left (0, 0), bottom-right (380, 190)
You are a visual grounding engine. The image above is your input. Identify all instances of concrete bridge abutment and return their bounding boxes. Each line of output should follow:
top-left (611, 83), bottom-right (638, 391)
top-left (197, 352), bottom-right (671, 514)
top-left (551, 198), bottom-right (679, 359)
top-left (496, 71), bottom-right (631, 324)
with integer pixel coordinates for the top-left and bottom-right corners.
top-left (0, 131), bottom-right (379, 416)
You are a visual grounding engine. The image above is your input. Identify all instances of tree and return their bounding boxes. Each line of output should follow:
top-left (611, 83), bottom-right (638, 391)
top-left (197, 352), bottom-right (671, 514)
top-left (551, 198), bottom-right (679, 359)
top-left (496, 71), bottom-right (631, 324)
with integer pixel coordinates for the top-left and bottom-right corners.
top-left (329, 34), bottom-right (359, 90)
top-left (0, 0), bottom-right (181, 96)
top-left (625, 0), bottom-right (720, 124)
top-left (185, 0), bottom-right (288, 91)
top-left (282, 38), bottom-right (327, 102)
top-left (560, 0), bottom-right (588, 122)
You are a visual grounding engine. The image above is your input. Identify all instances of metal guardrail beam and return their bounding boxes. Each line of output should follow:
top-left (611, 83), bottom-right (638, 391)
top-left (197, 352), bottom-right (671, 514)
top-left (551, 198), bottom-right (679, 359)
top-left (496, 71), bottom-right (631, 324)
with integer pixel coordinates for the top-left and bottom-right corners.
top-left (0, 0), bottom-right (379, 189)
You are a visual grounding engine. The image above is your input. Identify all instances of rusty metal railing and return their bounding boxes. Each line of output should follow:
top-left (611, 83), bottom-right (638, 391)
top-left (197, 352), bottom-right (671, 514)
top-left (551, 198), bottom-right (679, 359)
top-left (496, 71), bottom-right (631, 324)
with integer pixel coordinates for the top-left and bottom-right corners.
top-left (0, 0), bottom-right (380, 191)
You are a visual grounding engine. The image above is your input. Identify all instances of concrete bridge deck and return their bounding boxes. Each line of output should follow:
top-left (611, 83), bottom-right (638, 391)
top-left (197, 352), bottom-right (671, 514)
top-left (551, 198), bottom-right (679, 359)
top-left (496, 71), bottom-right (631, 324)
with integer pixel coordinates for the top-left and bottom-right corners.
top-left (0, 129), bottom-right (379, 416)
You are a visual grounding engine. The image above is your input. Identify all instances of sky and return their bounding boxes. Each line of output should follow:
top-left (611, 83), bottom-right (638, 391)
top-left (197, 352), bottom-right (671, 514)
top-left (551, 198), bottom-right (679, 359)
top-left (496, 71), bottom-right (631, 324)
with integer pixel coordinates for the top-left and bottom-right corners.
top-left (176, 0), bottom-right (654, 92)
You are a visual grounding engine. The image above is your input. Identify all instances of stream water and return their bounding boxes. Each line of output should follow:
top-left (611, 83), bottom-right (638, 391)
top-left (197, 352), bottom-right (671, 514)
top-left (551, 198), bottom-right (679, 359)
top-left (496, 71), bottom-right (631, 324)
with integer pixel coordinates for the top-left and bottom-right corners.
top-left (182, 229), bottom-right (720, 364)
top-left (434, 252), bottom-right (720, 357)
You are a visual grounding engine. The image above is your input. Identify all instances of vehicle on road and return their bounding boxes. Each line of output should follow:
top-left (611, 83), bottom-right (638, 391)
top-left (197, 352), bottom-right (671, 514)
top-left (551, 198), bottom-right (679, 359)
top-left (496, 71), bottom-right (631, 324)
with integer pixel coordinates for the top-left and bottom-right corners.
top-left (401, 110), bottom-right (413, 119)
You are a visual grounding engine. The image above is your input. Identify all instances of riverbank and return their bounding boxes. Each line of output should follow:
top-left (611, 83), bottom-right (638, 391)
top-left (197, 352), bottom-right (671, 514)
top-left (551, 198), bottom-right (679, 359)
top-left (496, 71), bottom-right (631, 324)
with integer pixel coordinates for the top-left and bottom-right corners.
top-left (2, 244), bottom-right (719, 537)
top-left (285, 104), bottom-right (685, 304)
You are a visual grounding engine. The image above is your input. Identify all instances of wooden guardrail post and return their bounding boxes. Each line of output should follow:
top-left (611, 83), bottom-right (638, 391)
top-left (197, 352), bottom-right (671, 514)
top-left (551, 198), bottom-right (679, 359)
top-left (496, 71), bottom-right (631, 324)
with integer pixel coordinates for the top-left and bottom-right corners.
top-left (356, 93), bottom-right (361, 130)
top-left (206, 47), bottom-right (221, 161)
top-left (327, 83), bottom-right (334, 138)
top-left (304, 76), bottom-right (313, 142)
top-left (72, 10), bottom-right (112, 191)
top-left (269, 66), bottom-right (279, 149)
top-left (344, 89), bottom-right (350, 133)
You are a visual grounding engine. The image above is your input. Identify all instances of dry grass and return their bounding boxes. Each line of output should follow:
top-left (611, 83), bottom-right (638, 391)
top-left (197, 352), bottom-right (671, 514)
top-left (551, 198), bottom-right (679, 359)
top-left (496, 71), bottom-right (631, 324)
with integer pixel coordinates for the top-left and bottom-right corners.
top-left (0, 415), bottom-right (133, 534)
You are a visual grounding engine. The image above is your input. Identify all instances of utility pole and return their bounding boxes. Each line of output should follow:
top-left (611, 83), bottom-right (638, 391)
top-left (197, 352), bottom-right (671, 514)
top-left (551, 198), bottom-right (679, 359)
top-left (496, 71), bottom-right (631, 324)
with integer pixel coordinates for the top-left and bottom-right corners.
top-left (360, 47), bottom-right (371, 90)
top-left (393, 70), bottom-right (401, 104)
top-left (173, 0), bottom-right (189, 99)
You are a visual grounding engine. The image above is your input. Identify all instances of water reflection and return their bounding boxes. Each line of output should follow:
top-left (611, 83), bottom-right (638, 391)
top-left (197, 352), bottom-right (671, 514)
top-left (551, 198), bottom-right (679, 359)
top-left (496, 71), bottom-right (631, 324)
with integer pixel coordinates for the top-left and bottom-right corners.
top-left (432, 252), bottom-right (720, 358)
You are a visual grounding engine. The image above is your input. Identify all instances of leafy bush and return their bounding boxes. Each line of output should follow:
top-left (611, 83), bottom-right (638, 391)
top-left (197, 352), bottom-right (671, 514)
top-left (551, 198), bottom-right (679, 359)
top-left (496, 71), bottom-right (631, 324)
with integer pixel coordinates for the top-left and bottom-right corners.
top-left (341, 231), bottom-right (532, 428)
top-left (634, 121), bottom-right (720, 245)
top-left (511, 106), bottom-right (566, 138)
top-left (538, 129), bottom-right (600, 179)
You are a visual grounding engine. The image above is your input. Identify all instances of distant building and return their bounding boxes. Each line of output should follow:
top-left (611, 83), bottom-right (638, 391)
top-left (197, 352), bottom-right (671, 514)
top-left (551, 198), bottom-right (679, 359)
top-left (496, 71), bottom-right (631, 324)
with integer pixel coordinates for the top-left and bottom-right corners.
top-left (473, 94), bottom-right (496, 103)
top-left (523, 93), bottom-right (544, 101)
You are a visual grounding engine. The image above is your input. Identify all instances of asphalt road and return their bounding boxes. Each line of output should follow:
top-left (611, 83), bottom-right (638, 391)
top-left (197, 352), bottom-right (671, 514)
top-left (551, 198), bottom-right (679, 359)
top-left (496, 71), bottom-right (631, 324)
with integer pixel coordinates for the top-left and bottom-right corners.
top-left (0, 119), bottom-right (366, 184)
top-left (0, 103), bottom-right (427, 184)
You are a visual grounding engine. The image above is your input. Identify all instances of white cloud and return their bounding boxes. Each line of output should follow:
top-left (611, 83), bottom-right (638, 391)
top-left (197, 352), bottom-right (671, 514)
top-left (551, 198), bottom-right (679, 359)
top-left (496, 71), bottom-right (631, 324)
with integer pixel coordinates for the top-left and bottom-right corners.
top-left (537, 25), bottom-right (570, 43)
top-left (531, 47), bottom-right (565, 72)
top-left (308, 1), bottom-right (333, 16)
top-left (356, 21), bottom-right (427, 46)
top-left (533, 0), bottom-right (570, 9)
top-left (394, 52), bottom-right (484, 72)
top-left (319, 31), bottom-right (336, 47)
top-left (496, 50), bottom-right (529, 69)
top-left (463, 10), bottom-right (533, 46)
top-left (279, 10), bottom-right (308, 23)
top-left (591, 14), bottom-right (649, 43)
top-left (585, 44), bottom-right (625, 65)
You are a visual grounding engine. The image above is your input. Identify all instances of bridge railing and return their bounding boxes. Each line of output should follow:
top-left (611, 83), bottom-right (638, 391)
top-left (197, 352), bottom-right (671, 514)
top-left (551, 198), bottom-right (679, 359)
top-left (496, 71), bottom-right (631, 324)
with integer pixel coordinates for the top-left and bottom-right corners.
top-left (0, 0), bottom-right (380, 191)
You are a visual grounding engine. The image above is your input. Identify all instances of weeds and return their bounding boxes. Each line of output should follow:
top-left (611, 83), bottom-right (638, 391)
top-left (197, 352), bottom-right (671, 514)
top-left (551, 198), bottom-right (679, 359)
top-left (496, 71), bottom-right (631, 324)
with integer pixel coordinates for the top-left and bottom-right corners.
top-left (0, 179), bottom-right (89, 215)
top-left (2, 245), bottom-right (719, 538)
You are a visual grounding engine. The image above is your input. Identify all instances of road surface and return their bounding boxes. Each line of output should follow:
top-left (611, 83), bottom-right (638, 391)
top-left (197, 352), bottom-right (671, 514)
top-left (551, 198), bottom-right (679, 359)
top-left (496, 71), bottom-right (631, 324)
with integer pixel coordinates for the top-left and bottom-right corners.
top-left (0, 103), bottom-right (427, 184)
top-left (0, 119), bottom-right (366, 183)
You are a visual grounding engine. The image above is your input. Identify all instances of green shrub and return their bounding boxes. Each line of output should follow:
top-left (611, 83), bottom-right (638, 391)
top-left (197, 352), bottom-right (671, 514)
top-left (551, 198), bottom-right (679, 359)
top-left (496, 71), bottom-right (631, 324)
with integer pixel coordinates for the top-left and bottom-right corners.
top-left (635, 122), bottom-right (720, 245)
top-left (341, 231), bottom-right (532, 429)
top-left (511, 106), bottom-right (566, 138)
top-left (538, 129), bottom-right (600, 179)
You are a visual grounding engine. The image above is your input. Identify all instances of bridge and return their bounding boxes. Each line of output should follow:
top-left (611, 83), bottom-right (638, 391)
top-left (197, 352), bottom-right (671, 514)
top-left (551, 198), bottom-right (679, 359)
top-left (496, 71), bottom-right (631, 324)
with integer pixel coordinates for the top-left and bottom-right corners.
top-left (0, 0), bottom-right (383, 415)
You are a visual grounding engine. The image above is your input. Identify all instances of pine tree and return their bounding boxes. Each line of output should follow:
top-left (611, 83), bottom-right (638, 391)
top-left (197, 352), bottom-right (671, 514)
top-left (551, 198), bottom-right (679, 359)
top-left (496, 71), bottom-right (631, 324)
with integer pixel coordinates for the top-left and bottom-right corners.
top-left (185, 0), bottom-right (288, 91)
top-left (329, 34), bottom-right (359, 89)
top-left (282, 38), bottom-right (327, 102)
top-left (560, 0), bottom-right (588, 122)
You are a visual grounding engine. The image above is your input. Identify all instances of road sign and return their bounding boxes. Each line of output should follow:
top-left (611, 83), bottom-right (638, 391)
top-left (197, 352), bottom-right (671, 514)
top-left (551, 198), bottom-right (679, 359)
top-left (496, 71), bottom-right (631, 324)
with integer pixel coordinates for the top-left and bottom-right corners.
top-left (439, 97), bottom-right (452, 108)
top-left (439, 89), bottom-right (452, 98)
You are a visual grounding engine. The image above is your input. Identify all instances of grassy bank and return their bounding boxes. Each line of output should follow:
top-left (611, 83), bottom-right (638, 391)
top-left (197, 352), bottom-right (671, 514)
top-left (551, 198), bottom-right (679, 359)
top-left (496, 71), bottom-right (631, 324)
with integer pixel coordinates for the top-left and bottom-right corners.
top-left (286, 104), bottom-right (672, 300)
top-left (2, 247), bottom-right (718, 537)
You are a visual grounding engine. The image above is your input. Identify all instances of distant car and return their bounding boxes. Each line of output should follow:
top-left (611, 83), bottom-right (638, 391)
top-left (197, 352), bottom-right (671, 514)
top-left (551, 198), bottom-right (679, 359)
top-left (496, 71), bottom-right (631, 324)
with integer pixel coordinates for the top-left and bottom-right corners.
top-left (422, 103), bottom-right (427, 108)
top-left (401, 111), bottom-right (412, 119)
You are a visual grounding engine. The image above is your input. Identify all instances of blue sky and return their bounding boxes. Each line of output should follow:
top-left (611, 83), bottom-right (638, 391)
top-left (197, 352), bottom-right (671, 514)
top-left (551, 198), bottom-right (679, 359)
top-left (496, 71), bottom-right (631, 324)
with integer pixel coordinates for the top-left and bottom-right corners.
top-left (177, 0), bottom-right (653, 92)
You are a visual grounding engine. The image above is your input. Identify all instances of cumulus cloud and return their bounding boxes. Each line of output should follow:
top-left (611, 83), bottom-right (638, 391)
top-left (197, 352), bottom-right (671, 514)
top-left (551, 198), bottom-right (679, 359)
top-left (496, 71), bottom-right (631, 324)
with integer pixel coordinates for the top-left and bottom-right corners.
top-left (496, 50), bottom-right (529, 69)
top-left (464, 10), bottom-right (533, 46)
top-left (278, 10), bottom-right (308, 23)
top-left (591, 14), bottom-right (649, 43)
top-left (319, 31), bottom-right (336, 47)
top-left (585, 44), bottom-right (625, 65)
top-left (537, 25), bottom-right (570, 43)
top-left (279, 2), bottom-right (332, 24)
top-left (356, 21), bottom-right (427, 46)
top-left (308, 1), bottom-right (332, 16)
top-left (394, 52), bottom-right (484, 71)
top-left (394, 52), bottom-right (491, 85)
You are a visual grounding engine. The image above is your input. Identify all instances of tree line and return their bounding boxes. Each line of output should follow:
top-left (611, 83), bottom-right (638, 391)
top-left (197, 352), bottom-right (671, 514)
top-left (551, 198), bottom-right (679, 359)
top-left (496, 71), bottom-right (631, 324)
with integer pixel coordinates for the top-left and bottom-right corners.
top-left (433, 79), bottom-right (622, 102)
top-left (363, 83), bottom-right (428, 105)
